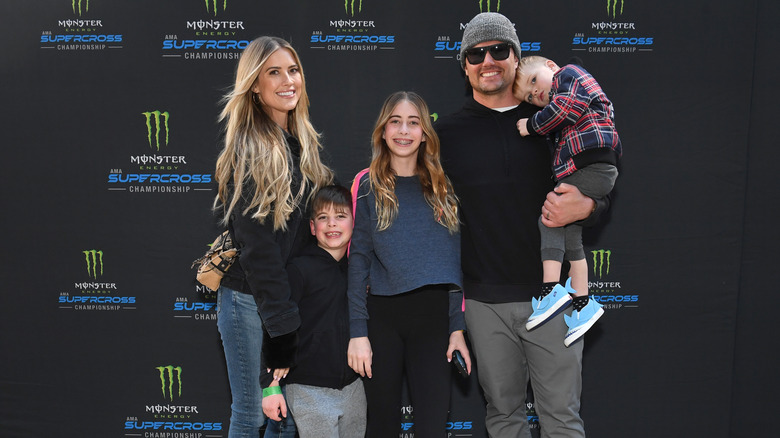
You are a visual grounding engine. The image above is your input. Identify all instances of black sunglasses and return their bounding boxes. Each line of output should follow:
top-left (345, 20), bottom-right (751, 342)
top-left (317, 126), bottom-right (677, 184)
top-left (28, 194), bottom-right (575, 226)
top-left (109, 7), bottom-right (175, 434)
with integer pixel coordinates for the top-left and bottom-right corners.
top-left (464, 43), bottom-right (511, 65)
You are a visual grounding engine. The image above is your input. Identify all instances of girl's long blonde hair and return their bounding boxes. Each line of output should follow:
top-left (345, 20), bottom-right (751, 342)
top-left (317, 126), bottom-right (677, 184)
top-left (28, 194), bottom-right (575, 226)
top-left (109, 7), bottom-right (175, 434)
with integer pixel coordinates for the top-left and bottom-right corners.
top-left (368, 91), bottom-right (459, 233)
top-left (214, 36), bottom-right (333, 230)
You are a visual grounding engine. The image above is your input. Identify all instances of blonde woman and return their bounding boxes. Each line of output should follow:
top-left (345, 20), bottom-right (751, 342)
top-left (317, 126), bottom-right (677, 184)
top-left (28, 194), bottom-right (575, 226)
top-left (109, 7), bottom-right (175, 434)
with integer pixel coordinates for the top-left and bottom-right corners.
top-left (347, 91), bottom-right (471, 437)
top-left (213, 36), bottom-right (333, 438)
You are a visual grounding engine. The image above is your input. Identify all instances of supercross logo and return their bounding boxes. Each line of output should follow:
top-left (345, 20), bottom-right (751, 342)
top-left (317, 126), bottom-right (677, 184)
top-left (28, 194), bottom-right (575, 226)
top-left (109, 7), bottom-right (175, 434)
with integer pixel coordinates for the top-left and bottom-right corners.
top-left (205, 0), bottom-right (226, 16)
top-left (143, 111), bottom-right (170, 151)
top-left (157, 366), bottom-right (183, 401)
top-left (591, 249), bottom-right (611, 279)
top-left (72, 0), bottom-right (89, 16)
top-left (83, 249), bottom-right (104, 279)
top-left (607, 0), bottom-right (624, 18)
top-left (345, 0), bottom-right (363, 16)
top-left (478, 0), bottom-right (501, 12)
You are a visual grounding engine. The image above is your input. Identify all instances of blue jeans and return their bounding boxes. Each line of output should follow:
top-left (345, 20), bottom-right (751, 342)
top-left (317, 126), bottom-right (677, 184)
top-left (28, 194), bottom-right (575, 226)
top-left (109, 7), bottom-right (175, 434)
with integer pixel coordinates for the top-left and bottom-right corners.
top-left (217, 286), bottom-right (297, 438)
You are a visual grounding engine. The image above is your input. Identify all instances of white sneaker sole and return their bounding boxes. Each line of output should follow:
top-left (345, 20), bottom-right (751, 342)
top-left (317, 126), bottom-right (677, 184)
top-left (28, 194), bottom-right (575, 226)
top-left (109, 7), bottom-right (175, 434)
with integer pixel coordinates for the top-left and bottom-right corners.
top-left (564, 306), bottom-right (604, 347)
top-left (525, 293), bottom-right (572, 331)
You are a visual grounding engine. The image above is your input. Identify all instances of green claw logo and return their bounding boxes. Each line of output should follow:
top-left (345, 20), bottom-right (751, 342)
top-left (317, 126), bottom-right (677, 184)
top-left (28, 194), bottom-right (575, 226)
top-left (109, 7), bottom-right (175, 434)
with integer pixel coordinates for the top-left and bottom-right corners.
top-left (83, 250), bottom-right (103, 279)
top-left (205, 0), bottom-right (227, 16)
top-left (478, 0), bottom-right (501, 12)
top-left (607, 0), bottom-right (624, 18)
top-left (142, 111), bottom-right (170, 151)
top-left (157, 365), bottom-right (183, 400)
top-left (591, 249), bottom-right (611, 278)
top-left (72, 0), bottom-right (89, 16)
top-left (345, 0), bottom-right (363, 16)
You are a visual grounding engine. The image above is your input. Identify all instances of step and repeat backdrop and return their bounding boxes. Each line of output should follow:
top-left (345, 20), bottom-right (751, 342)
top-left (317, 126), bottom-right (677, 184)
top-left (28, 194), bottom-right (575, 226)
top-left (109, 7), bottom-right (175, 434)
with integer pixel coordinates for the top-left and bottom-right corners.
top-left (1, 0), bottom-right (776, 437)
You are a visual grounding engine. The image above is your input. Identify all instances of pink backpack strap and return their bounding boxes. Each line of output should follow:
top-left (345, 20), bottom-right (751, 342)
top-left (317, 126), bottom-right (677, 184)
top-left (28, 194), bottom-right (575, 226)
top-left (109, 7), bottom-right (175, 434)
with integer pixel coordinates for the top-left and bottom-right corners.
top-left (348, 168), bottom-right (370, 257)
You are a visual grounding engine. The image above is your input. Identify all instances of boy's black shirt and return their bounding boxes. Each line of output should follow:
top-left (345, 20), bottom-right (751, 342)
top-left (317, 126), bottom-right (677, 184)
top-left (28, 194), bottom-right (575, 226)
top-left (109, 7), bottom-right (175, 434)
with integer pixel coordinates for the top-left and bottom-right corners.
top-left (261, 241), bottom-right (358, 389)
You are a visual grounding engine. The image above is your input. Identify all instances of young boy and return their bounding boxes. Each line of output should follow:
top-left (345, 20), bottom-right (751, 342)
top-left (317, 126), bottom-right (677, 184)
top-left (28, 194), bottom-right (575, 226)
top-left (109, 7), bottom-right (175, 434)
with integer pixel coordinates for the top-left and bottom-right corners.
top-left (514, 56), bottom-right (622, 346)
top-left (262, 185), bottom-right (366, 437)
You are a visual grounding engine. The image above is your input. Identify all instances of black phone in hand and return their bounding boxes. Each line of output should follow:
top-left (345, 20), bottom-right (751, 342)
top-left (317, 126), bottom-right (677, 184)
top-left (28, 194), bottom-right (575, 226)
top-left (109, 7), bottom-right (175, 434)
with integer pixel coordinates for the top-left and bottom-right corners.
top-left (452, 350), bottom-right (468, 378)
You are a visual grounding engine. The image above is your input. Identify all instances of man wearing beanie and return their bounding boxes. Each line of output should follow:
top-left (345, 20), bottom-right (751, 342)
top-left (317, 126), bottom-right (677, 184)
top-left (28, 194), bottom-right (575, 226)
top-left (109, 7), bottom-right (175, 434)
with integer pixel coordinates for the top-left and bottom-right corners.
top-left (437, 11), bottom-right (609, 438)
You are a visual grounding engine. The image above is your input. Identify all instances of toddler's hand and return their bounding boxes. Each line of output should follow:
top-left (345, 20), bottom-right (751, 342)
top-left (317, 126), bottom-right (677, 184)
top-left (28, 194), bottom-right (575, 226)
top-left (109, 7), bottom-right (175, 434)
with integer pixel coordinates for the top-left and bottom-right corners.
top-left (517, 118), bottom-right (530, 136)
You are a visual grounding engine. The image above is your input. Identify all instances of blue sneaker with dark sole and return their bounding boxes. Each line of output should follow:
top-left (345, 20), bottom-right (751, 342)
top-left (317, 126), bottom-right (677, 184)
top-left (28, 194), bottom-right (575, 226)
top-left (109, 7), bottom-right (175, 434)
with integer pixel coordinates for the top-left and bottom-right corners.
top-left (564, 298), bottom-right (604, 347)
top-left (526, 283), bottom-right (572, 331)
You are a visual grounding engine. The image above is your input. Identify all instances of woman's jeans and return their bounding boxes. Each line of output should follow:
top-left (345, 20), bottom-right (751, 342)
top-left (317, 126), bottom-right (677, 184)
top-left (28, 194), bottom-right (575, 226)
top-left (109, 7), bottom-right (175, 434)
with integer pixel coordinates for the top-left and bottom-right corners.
top-left (217, 286), bottom-right (296, 438)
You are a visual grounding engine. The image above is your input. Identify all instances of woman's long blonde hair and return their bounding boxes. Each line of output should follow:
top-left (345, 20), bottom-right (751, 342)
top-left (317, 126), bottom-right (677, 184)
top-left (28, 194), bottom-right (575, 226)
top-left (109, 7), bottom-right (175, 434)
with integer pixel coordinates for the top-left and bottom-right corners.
top-left (368, 91), bottom-right (459, 233)
top-left (214, 36), bottom-right (333, 230)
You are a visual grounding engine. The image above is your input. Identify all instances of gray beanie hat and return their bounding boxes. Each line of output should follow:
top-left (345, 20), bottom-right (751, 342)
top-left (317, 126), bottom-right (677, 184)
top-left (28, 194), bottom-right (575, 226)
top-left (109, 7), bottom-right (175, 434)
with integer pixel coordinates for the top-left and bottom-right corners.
top-left (460, 12), bottom-right (521, 68)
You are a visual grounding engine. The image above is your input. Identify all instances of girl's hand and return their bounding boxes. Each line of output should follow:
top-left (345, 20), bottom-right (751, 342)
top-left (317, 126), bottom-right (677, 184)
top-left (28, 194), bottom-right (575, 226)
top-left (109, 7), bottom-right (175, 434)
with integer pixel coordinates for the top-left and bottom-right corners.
top-left (347, 337), bottom-right (373, 378)
top-left (446, 330), bottom-right (472, 375)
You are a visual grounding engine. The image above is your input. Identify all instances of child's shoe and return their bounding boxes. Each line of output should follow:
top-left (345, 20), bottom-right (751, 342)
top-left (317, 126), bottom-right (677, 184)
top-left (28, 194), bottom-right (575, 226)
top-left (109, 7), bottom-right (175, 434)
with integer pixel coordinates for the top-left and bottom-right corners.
top-left (563, 298), bottom-right (604, 347)
top-left (526, 284), bottom-right (572, 330)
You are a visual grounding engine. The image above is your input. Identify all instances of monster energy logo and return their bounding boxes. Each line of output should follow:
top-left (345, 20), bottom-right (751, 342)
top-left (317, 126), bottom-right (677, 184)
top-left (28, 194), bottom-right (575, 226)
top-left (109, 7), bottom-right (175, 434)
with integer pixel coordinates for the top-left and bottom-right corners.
top-left (345, 0), bottom-right (362, 16)
top-left (83, 250), bottom-right (103, 279)
top-left (204, 0), bottom-right (227, 16)
top-left (607, 0), bottom-right (624, 18)
top-left (142, 111), bottom-right (170, 151)
top-left (72, 0), bottom-right (89, 16)
top-left (478, 0), bottom-right (501, 12)
top-left (591, 249), bottom-right (611, 278)
top-left (157, 365), bottom-right (182, 400)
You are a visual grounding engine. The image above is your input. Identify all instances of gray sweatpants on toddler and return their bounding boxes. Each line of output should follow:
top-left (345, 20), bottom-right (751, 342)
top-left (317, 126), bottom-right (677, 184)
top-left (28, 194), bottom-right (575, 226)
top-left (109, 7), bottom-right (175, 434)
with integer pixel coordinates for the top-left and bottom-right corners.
top-left (540, 163), bottom-right (618, 262)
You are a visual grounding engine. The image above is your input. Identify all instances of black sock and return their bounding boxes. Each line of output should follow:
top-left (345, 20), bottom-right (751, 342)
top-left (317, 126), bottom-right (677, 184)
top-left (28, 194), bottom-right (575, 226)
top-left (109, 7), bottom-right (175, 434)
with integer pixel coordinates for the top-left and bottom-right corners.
top-left (540, 282), bottom-right (557, 298)
top-left (572, 295), bottom-right (589, 311)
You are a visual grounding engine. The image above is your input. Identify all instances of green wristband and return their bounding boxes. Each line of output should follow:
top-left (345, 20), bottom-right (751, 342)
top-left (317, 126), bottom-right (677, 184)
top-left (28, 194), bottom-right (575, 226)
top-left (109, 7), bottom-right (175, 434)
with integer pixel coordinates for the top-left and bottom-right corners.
top-left (263, 386), bottom-right (283, 397)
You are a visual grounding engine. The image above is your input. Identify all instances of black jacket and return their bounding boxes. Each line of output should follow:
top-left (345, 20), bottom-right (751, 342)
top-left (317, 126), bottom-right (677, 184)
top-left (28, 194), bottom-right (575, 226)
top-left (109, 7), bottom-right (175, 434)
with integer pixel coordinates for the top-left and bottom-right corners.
top-left (221, 133), bottom-right (311, 367)
top-left (261, 242), bottom-right (358, 390)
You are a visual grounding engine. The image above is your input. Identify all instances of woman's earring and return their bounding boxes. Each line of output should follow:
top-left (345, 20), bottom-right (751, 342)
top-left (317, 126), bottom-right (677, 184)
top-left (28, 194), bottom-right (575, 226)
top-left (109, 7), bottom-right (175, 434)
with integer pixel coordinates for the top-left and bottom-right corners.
top-left (252, 93), bottom-right (260, 105)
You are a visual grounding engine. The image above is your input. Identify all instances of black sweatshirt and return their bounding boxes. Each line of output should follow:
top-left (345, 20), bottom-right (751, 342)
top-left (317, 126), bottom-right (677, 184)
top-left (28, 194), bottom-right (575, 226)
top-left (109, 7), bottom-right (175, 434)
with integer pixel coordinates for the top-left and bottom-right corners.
top-left (437, 97), bottom-right (608, 304)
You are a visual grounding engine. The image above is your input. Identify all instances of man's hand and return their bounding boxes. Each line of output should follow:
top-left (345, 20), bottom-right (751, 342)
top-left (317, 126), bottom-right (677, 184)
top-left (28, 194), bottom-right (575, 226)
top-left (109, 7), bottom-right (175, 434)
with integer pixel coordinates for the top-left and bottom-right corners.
top-left (541, 183), bottom-right (595, 228)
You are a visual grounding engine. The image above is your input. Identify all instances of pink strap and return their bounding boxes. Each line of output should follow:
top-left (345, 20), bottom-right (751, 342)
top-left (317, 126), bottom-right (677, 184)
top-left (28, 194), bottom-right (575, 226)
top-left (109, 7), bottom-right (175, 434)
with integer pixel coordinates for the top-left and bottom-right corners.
top-left (348, 168), bottom-right (370, 257)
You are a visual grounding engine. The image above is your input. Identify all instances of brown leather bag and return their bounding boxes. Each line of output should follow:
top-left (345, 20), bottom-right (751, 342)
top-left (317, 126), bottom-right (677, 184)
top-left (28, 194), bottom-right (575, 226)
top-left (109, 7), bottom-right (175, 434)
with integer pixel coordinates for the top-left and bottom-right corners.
top-left (191, 230), bottom-right (239, 291)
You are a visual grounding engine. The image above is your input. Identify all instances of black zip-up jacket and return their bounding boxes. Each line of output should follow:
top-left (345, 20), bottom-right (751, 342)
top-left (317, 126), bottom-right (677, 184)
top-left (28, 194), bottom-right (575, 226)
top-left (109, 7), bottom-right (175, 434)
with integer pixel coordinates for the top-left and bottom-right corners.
top-left (261, 242), bottom-right (358, 390)
top-left (221, 132), bottom-right (309, 367)
top-left (437, 97), bottom-right (609, 304)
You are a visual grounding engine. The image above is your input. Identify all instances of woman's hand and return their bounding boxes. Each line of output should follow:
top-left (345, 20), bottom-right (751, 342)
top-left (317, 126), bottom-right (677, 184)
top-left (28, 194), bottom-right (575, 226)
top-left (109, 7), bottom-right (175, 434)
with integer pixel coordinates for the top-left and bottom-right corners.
top-left (266, 367), bottom-right (290, 382)
top-left (261, 381), bottom-right (287, 421)
top-left (446, 330), bottom-right (472, 375)
top-left (347, 337), bottom-right (373, 378)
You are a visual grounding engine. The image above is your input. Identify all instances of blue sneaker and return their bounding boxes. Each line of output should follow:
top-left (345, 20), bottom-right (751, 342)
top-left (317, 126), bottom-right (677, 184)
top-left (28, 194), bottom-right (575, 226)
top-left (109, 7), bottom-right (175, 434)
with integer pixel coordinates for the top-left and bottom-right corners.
top-left (564, 298), bottom-right (604, 347)
top-left (526, 284), bottom-right (572, 330)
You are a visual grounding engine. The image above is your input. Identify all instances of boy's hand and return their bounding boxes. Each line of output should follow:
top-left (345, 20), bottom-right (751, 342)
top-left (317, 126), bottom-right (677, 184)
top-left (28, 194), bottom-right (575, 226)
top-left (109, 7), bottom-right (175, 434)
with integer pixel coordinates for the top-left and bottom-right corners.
top-left (517, 118), bottom-right (530, 136)
top-left (261, 382), bottom-right (287, 421)
top-left (347, 337), bottom-right (373, 378)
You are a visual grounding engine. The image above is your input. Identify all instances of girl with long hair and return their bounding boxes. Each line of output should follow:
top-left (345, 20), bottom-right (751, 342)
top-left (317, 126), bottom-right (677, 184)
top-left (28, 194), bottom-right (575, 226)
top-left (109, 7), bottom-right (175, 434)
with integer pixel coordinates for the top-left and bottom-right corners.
top-left (213, 36), bottom-right (333, 438)
top-left (346, 91), bottom-right (471, 437)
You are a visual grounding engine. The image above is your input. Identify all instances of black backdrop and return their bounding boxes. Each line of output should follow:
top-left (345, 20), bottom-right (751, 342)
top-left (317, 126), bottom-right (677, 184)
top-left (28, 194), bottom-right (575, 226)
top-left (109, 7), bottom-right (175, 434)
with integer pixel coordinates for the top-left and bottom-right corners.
top-left (1, 0), bottom-right (778, 437)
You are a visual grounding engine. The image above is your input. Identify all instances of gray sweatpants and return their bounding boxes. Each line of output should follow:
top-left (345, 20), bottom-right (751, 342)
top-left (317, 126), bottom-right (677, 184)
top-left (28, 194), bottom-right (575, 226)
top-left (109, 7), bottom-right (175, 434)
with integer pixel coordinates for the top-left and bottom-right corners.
top-left (286, 379), bottom-right (366, 438)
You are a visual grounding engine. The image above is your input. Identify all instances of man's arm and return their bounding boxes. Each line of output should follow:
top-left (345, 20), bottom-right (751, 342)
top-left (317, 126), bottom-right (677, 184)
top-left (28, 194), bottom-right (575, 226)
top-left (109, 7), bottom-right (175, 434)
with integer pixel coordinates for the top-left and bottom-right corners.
top-left (541, 183), bottom-right (610, 228)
